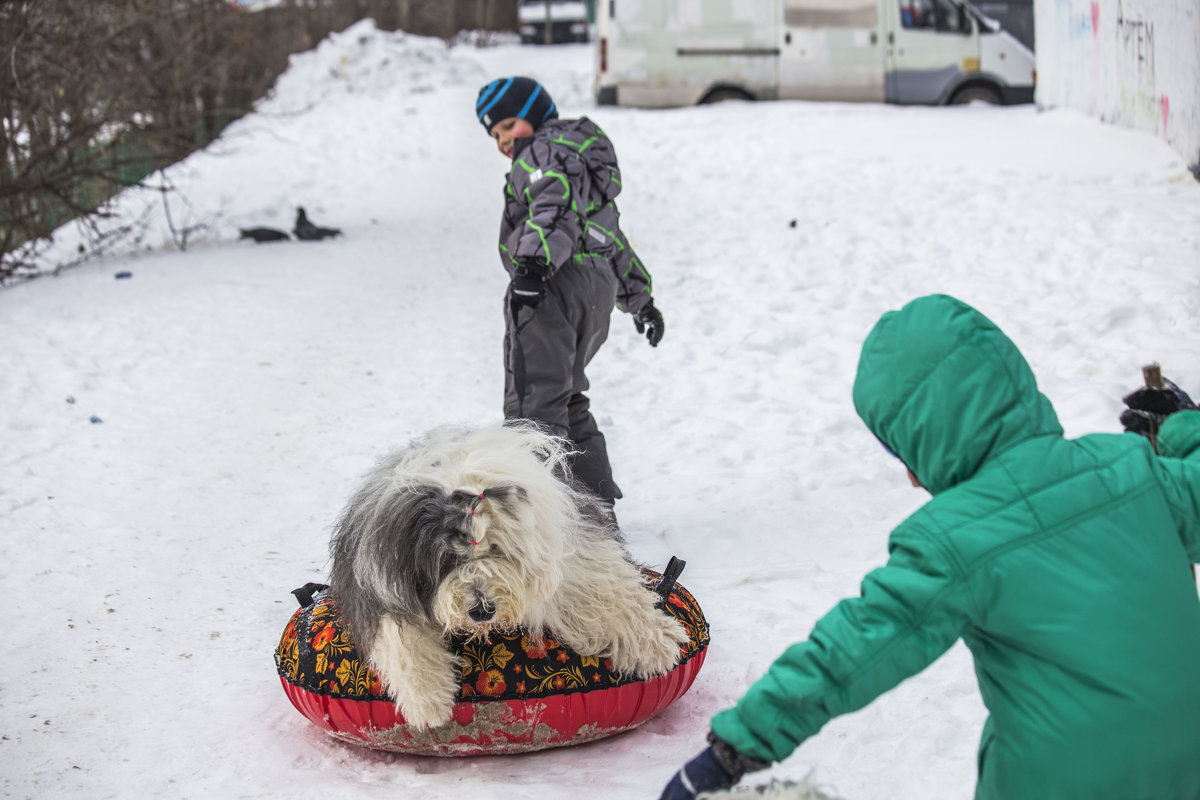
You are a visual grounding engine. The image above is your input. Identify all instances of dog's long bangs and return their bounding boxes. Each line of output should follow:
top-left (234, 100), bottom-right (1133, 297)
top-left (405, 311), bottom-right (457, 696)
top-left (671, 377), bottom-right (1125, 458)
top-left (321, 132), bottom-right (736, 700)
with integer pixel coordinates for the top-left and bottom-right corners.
top-left (470, 538), bottom-right (563, 600)
top-left (331, 473), bottom-right (477, 626)
top-left (378, 487), bottom-right (471, 615)
top-left (475, 487), bottom-right (574, 590)
top-left (395, 428), bottom-right (587, 552)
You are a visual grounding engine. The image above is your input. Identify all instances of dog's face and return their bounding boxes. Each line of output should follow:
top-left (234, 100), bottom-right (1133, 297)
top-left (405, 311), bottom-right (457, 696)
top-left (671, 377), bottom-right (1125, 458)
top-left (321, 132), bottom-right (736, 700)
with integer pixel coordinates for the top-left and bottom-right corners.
top-left (429, 483), bottom-right (555, 639)
top-left (343, 480), bottom-right (551, 635)
top-left (330, 424), bottom-right (592, 652)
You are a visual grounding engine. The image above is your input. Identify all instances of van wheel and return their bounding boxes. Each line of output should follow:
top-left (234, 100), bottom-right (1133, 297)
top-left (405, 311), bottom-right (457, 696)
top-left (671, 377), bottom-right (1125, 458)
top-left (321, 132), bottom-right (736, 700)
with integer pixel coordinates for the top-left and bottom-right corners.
top-left (950, 85), bottom-right (1002, 105)
top-left (700, 87), bottom-right (753, 104)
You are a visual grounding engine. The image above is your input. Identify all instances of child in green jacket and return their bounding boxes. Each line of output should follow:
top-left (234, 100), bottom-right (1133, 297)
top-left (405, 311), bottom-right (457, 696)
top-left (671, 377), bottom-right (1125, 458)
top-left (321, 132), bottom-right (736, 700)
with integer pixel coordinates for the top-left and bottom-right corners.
top-left (661, 294), bottom-right (1200, 800)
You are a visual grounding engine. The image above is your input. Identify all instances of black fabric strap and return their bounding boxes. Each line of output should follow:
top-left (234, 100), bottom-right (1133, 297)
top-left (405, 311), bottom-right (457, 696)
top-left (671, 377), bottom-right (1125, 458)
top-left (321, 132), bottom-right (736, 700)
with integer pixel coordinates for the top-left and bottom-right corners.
top-left (291, 582), bottom-right (328, 609)
top-left (655, 556), bottom-right (686, 607)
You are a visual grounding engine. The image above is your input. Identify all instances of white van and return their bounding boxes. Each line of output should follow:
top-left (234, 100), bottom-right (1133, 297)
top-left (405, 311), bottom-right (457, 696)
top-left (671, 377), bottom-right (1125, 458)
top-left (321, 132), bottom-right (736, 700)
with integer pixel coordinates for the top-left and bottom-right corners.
top-left (594, 0), bottom-right (1035, 107)
top-left (520, 0), bottom-right (591, 44)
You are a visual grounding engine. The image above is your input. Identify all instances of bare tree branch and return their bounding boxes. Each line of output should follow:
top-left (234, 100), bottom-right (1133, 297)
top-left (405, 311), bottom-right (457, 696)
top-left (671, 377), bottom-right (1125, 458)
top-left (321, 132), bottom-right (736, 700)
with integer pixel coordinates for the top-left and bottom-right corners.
top-left (1, 0), bottom-right (520, 284)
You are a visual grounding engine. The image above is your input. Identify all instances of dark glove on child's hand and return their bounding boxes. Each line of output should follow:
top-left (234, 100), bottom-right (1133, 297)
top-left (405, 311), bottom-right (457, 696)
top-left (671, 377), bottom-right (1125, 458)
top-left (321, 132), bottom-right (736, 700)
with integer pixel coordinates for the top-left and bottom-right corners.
top-left (658, 747), bottom-right (735, 800)
top-left (635, 302), bottom-right (665, 347)
top-left (658, 733), bottom-right (769, 800)
top-left (510, 263), bottom-right (547, 310)
top-left (1120, 378), bottom-right (1197, 438)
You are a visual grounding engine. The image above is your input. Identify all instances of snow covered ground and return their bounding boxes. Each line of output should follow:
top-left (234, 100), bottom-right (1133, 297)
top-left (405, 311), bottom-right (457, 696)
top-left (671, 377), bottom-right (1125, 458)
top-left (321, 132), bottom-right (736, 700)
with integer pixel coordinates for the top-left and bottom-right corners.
top-left (3, 21), bottom-right (1198, 800)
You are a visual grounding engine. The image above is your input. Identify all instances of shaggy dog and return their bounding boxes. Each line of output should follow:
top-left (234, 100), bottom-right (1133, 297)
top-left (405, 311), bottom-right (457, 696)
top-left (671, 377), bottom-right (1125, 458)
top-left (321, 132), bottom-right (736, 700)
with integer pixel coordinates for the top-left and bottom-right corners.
top-left (328, 423), bottom-right (689, 728)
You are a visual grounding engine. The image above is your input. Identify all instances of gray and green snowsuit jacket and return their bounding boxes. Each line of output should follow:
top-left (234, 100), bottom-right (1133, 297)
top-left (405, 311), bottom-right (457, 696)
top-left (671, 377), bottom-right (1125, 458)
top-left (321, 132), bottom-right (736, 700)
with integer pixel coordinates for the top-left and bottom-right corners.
top-left (499, 117), bottom-right (652, 316)
top-left (711, 294), bottom-right (1200, 799)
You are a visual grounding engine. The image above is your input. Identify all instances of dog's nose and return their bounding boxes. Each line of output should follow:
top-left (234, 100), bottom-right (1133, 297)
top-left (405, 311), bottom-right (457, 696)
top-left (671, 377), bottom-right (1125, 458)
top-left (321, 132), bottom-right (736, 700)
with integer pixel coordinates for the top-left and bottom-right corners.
top-left (468, 600), bottom-right (496, 623)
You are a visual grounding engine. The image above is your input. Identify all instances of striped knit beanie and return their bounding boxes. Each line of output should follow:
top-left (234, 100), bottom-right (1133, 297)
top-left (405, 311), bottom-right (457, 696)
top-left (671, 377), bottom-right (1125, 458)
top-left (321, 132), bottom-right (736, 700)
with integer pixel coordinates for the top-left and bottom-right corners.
top-left (476, 76), bottom-right (558, 134)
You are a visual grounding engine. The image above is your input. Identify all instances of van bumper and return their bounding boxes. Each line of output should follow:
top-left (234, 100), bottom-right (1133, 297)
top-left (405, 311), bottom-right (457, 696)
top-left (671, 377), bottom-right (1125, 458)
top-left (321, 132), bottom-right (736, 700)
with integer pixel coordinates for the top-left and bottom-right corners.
top-left (1003, 85), bottom-right (1035, 105)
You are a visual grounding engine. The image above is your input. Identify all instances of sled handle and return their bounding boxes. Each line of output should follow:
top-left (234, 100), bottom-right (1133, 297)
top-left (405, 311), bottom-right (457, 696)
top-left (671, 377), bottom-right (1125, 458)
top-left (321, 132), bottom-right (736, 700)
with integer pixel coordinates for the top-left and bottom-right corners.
top-left (1141, 363), bottom-right (1166, 453)
top-left (291, 582), bottom-right (329, 608)
top-left (654, 556), bottom-right (686, 608)
top-left (1143, 363), bottom-right (1163, 390)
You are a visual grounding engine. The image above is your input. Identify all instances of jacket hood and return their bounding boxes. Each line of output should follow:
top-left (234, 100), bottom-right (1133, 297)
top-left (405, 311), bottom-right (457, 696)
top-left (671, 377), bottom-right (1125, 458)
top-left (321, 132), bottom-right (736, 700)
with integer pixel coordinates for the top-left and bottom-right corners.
top-left (539, 117), bottom-right (623, 204)
top-left (852, 294), bottom-right (1062, 494)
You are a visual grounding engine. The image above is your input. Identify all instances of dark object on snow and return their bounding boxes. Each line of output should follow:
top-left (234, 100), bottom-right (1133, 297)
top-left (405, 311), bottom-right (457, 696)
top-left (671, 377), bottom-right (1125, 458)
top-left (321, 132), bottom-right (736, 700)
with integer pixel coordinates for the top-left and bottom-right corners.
top-left (89, 416), bottom-right (102, 424)
top-left (789, 219), bottom-right (797, 228)
top-left (293, 207), bottom-right (342, 241)
top-left (1121, 363), bottom-right (1196, 449)
top-left (114, 271), bottom-right (132, 279)
top-left (239, 227), bottom-right (290, 243)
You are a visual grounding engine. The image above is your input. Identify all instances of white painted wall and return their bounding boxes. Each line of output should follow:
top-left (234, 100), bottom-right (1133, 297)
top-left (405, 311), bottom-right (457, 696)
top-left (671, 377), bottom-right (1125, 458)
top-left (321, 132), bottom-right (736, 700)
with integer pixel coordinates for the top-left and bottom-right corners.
top-left (1034, 0), bottom-right (1200, 175)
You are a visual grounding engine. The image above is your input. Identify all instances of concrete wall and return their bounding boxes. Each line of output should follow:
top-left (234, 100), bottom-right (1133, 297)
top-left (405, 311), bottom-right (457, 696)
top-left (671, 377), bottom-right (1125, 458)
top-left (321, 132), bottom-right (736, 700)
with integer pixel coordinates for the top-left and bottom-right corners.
top-left (1035, 0), bottom-right (1200, 176)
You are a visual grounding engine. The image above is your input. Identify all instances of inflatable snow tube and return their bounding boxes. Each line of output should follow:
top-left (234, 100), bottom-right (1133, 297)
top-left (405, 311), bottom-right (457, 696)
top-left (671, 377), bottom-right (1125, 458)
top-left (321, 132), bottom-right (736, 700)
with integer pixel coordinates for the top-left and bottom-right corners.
top-left (274, 567), bottom-right (709, 756)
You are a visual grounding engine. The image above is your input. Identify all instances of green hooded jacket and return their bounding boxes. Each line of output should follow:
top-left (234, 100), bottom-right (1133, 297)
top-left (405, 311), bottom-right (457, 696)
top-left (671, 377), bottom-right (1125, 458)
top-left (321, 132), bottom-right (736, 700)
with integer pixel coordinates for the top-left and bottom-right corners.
top-left (710, 294), bottom-right (1200, 798)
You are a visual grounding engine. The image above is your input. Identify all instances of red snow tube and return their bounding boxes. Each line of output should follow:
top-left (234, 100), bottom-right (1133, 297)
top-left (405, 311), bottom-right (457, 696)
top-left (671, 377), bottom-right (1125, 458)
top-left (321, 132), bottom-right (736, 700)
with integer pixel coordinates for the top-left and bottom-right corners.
top-left (274, 567), bottom-right (709, 755)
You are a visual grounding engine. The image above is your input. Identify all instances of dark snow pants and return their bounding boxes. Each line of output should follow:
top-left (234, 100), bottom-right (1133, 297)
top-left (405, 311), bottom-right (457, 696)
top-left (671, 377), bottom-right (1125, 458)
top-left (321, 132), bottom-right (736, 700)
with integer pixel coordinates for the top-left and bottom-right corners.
top-left (503, 263), bottom-right (622, 502)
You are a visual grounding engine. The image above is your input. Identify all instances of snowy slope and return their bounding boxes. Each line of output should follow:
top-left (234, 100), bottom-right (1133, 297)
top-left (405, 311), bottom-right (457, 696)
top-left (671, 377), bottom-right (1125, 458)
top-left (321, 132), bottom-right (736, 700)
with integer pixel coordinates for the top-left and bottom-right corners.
top-left (2, 20), bottom-right (1198, 800)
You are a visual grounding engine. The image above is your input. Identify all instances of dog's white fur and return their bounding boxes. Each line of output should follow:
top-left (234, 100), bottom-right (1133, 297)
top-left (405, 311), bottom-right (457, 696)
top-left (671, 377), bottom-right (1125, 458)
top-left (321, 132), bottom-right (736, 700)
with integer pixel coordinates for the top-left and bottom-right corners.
top-left (329, 423), bottom-right (689, 728)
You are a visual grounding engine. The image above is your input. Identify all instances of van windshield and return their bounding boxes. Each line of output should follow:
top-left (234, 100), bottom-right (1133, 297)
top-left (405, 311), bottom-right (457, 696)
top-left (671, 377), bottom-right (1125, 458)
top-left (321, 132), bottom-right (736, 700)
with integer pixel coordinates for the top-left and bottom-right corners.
top-left (898, 0), bottom-right (971, 32)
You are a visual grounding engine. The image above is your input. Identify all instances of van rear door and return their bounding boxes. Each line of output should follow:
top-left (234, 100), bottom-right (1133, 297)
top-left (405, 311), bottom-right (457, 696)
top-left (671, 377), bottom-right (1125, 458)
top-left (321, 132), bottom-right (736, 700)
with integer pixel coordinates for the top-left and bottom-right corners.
top-left (778, 0), bottom-right (885, 101)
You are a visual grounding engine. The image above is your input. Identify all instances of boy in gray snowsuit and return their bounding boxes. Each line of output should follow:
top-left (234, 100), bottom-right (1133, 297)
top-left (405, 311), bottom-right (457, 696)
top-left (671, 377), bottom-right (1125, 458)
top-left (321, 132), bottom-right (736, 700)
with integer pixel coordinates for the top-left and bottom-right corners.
top-left (476, 76), bottom-right (663, 504)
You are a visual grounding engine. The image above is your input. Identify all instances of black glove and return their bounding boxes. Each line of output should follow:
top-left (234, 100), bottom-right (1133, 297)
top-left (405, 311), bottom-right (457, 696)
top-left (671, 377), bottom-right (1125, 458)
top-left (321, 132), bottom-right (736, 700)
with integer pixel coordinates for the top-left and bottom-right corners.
top-left (1120, 377), bottom-right (1196, 439)
top-left (510, 262), bottom-right (547, 310)
top-left (635, 302), bottom-right (665, 347)
top-left (658, 733), bottom-right (769, 800)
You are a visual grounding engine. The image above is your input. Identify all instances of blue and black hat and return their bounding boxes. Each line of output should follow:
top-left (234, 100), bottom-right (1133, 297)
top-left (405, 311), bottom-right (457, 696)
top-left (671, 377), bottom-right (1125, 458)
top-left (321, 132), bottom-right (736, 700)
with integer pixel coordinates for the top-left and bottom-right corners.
top-left (476, 76), bottom-right (558, 134)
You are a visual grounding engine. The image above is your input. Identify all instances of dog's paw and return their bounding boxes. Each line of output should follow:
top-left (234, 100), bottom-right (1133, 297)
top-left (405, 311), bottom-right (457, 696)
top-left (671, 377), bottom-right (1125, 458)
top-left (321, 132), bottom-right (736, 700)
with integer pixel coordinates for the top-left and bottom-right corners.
top-left (386, 661), bottom-right (461, 728)
top-left (370, 618), bottom-right (463, 729)
top-left (612, 611), bottom-right (690, 678)
top-left (395, 691), bottom-right (458, 729)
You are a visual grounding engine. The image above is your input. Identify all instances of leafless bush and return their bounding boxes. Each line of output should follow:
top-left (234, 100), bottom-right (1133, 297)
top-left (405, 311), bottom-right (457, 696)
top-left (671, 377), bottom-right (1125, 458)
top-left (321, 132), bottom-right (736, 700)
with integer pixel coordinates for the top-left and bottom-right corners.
top-left (0, 0), bottom-right (518, 284)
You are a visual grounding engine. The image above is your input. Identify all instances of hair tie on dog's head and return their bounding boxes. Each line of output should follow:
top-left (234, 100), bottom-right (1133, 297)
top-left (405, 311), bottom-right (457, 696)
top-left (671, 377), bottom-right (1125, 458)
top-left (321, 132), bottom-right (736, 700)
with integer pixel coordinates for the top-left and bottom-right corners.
top-left (469, 492), bottom-right (486, 516)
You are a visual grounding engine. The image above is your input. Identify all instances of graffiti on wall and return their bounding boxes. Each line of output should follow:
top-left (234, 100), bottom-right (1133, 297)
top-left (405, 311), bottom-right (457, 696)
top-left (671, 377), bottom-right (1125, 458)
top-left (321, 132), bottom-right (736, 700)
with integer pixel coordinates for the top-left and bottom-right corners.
top-left (1059, 0), bottom-right (1094, 39)
top-left (1053, 0), bottom-right (1095, 105)
top-left (1040, 0), bottom-right (1200, 173)
top-left (1115, 0), bottom-right (1155, 85)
